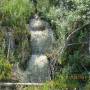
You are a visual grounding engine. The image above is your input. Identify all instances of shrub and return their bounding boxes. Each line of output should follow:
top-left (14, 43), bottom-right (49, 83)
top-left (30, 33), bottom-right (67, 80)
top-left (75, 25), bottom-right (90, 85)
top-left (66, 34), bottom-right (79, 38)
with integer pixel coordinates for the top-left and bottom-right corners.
top-left (0, 0), bottom-right (34, 27)
top-left (0, 57), bottom-right (12, 81)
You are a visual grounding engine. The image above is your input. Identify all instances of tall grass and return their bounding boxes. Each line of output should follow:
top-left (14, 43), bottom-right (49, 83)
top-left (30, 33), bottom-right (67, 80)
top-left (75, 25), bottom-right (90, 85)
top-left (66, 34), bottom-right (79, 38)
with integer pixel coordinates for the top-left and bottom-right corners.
top-left (0, 0), bottom-right (34, 28)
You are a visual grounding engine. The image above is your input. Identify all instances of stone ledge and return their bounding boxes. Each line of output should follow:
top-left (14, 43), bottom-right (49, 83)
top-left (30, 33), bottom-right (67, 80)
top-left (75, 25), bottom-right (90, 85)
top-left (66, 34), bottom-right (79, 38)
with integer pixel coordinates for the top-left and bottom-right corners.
top-left (0, 83), bottom-right (44, 86)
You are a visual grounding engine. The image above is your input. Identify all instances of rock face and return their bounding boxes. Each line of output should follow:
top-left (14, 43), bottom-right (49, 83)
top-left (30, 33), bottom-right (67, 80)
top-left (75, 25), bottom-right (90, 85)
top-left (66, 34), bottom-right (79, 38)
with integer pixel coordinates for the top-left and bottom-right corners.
top-left (25, 15), bottom-right (54, 83)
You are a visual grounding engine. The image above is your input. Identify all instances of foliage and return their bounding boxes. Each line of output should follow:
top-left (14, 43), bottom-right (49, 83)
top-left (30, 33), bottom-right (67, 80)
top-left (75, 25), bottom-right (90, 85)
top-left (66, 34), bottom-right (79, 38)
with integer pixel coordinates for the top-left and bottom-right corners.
top-left (0, 57), bottom-right (12, 80)
top-left (84, 79), bottom-right (90, 90)
top-left (23, 86), bottom-right (45, 90)
top-left (0, 0), bottom-right (90, 89)
top-left (0, 31), bottom-right (12, 81)
top-left (41, 0), bottom-right (90, 89)
top-left (53, 74), bottom-right (79, 89)
top-left (14, 31), bottom-right (31, 70)
top-left (0, 0), bottom-right (31, 70)
top-left (0, 0), bottom-right (34, 28)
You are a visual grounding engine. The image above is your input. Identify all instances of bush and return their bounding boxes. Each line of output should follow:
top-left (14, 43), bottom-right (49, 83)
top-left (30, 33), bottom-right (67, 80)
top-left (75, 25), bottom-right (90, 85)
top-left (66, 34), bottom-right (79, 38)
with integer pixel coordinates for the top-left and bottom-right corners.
top-left (0, 0), bottom-right (34, 27)
top-left (0, 57), bottom-right (12, 81)
top-left (84, 80), bottom-right (90, 90)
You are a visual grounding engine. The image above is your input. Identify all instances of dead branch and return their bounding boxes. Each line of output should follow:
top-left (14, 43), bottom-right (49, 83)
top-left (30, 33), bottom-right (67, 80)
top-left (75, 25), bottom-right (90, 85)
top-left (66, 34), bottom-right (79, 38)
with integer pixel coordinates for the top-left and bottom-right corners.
top-left (61, 22), bottom-right (90, 55)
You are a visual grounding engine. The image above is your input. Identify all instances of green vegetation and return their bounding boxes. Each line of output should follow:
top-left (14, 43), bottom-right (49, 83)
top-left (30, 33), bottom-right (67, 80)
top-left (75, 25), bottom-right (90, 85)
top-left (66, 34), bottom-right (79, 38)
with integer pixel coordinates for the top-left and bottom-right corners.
top-left (0, 57), bottom-right (12, 80)
top-left (0, 0), bottom-right (90, 89)
top-left (0, 0), bottom-right (34, 27)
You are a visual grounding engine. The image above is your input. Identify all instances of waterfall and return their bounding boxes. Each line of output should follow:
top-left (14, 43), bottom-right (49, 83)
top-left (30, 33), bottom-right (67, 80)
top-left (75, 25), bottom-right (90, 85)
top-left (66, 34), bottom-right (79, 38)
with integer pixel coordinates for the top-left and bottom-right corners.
top-left (25, 15), bottom-right (54, 83)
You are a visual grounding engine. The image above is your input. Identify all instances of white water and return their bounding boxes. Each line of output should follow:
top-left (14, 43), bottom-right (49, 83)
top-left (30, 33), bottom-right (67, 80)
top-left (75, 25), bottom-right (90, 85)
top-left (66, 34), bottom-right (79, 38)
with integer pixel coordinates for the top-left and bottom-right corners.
top-left (17, 16), bottom-right (54, 83)
top-left (25, 15), bottom-right (54, 83)
top-left (26, 55), bottom-right (50, 82)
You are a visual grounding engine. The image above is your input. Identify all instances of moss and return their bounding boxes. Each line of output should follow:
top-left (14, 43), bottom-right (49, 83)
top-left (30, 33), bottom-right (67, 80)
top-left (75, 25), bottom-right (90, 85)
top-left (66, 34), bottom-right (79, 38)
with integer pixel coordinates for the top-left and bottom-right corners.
top-left (0, 57), bottom-right (12, 81)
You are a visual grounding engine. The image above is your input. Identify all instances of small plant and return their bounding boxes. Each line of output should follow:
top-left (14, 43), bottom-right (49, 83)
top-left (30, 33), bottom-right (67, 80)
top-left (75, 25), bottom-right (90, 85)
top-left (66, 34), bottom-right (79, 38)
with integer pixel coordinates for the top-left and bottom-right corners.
top-left (0, 0), bottom-right (34, 27)
top-left (0, 57), bottom-right (12, 81)
top-left (84, 80), bottom-right (90, 90)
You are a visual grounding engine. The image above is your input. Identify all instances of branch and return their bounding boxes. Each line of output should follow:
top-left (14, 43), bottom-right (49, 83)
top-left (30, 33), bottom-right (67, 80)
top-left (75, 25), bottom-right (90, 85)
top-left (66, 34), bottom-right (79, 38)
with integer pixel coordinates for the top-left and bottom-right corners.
top-left (66, 22), bottom-right (90, 43)
top-left (67, 42), bottom-right (88, 47)
top-left (61, 22), bottom-right (90, 55)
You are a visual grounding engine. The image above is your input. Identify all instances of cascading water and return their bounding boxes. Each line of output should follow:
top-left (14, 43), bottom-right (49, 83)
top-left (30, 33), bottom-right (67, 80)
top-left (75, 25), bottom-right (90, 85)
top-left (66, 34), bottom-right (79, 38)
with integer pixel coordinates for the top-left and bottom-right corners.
top-left (25, 15), bottom-right (54, 83)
